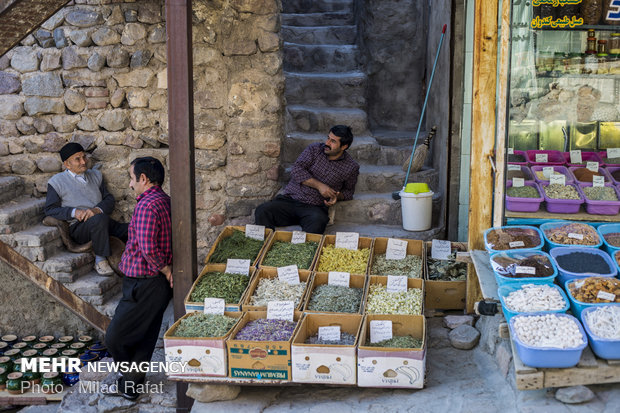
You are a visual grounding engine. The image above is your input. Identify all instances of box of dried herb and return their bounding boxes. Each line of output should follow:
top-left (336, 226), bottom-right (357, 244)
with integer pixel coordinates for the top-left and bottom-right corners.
top-left (424, 241), bottom-right (467, 310)
top-left (357, 314), bottom-right (426, 388)
top-left (365, 276), bottom-right (424, 315)
top-left (204, 226), bottom-right (274, 266)
top-left (316, 234), bottom-right (373, 274)
top-left (370, 238), bottom-right (424, 278)
top-left (226, 310), bottom-right (303, 380)
top-left (291, 313), bottom-right (363, 385)
top-left (184, 264), bottom-right (257, 313)
top-left (242, 268), bottom-right (313, 311)
top-left (164, 311), bottom-right (242, 377)
top-left (258, 231), bottom-right (324, 271)
top-left (303, 272), bottom-right (367, 314)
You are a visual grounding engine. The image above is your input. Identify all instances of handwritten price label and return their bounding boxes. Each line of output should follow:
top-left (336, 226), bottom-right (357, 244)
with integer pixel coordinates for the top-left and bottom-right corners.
top-left (535, 153), bottom-right (548, 163)
top-left (431, 239), bottom-right (452, 260)
top-left (203, 298), bottom-right (225, 315)
top-left (593, 176), bottom-right (605, 187)
top-left (597, 291), bottom-right (616, 301)
top-left (515, 266), bottom-right (536, 275)
top-left (512, 177), bottom-right (524, 187)
top-left (245, 224), bottom-right (265, 241)
top-left (509, 241), bottom-right (525, 248)
top-left (277, 265), bottom-right (300, 285)
top-left (291, 231), bottom-right (306, 244)
top-left (385, 238), bottom-right (407, 260)
top-left (607, 148), bottom-right (620, 159)
top-left (508, 164), bottom-right (521, 171)
top-left (386, 275), bottom-right (408, 292)
top-left (335, 232), bottom-right (359, 250)
top-left (549, 174), bottom-right (565, 186)
top-left (328, 272), bottom-right (350, 287)
top-left (225, 259), bottom-right (250, 275)
top-left (570, 150), bottom-right (582, 164)
top-left (267, 301), bottom-right (294, 321)
top-left (542, 167), bottom-right (554, 179)
top-left (318, 326), bottom-right (341, 342)
top-left (586, 162), bottom-right (599, 172)
top-left (568, 233), bottom-right (584, 240)
top-left (507, 148), bottom-right (514, 155)
top-left (370, 320), bottom-right (393, 343)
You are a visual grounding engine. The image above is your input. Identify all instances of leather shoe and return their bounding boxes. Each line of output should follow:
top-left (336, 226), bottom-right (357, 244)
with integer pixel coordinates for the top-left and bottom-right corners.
top-left (42, 216), bottom-right (92, 253)
top-left (95, 260), bottom-right (115, 277)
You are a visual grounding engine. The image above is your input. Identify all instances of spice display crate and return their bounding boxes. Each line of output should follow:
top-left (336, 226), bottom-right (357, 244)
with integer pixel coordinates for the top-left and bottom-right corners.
top-left (539, 182), bottom-right (585, 214)
top-left (291, 313), bottom-right (363, 385)
top-left (226, 310), bottom-right (303, 380)
top-left (569, 165), bottom-right (613, 184)
top-left (303, 272), bottom-right (368, 314)
top-left (204, 225), bottom-right (274, 266)
top-left (315, 235), bottom-right (373, 274)
top-left (489, 250), bottom-right (557, 286)
top-left (506, 164), bottom-right (535, 182)
top-left (257, 231), bottom-right (324, 271)
top-left (526, 149), bottom-right (565, 166)
top-left (550, 247), bottom-right (617, 286)
top-left (423, 241), bottom-right (467, 310)
top-left (164, 311), bottom-right (243, 377)
top-left (580, 306), bottom-right (620, 360)
top-left (605, 166), bottom-right (620, 185)
top-left (505, 181), bottom-right (544, 213)
top-left (507, 150), bottom-right (528, 166)
top-left (564, 278), bottom-right (620, 320)
top-left (483, 225), bottom-right (544, 254)
top-left (530, 165), bottom-right (575, 185)
top-left (596, 223), bottom-right (620, 256)
top-left (368, 237), bottom-right (424, 278)
top-left (598, 151), bottom-right (620, 167)
top-left (562, 151), bottom-right (603, 167)
top-left (365, 276), bottom-right (424, 316)
top-left (539, 221), bottom-right (602, 250)
top-left (357, 314), bottom-right (426, 388)
top-left (242, 267), bottom-right (313, 311)
top-left (497, 284), bottom-right (569, 322)
top-left (184, 264), bottom-right (257, 313)
top-left (577, 182), bottom-right (620, 215)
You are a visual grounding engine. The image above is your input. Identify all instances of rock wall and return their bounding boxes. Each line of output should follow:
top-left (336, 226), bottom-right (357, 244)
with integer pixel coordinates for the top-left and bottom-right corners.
top-left (0, 0), bottom-right (284, 260)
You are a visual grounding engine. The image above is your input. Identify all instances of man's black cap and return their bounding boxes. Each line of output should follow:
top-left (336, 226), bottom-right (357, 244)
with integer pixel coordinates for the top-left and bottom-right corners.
top-left (59, 142), bottom-right (84, 162)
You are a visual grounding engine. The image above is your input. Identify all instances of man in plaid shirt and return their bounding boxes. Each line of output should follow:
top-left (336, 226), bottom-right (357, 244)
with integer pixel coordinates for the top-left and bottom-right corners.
top-left (255, 125), bottom-right (359, 233)
top-left (105, 156), bottom-right (172, 400)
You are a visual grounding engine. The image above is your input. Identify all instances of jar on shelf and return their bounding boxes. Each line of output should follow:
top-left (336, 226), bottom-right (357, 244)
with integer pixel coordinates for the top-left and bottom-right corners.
top-left (567, 53), bottom-right (582, 74)
top-left (584, 51), bottom-right (598, 74)
top-left (598, 39), bottom-right (609, 74)
top-left (610, 33), bottom-right (620, 55)
top-left (582, 0), bottom-right (603, 25)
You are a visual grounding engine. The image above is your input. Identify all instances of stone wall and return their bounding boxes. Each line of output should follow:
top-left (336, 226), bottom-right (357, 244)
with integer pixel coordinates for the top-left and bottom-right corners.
top-left (0, 0), bottom-right (284, 260)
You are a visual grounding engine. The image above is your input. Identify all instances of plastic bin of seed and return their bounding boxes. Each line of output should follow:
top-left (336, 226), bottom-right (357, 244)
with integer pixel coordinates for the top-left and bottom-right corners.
top-left (530, 165), bottom-right (575, 185)
top-left (569, 166), bottom-right (612, 183)
top-left (205, 226), bottom-right (273, 266)
top-left (505, 165), bottom-right (534, 182)
top-left (550, 247), bottom-right (617, 287)
top-left (564, 277), bottom-right (620, 319)
top-left (580, 306), bottom-right (620, 360)
top-left (507, 150), bottom-right (528, 165)
top-left (184, 264), bottom-right (256, 312)
top-left (316, 234), bottom-right (373, 274)
top-left (540, 183), bottom-right (584, 214)
top-left (364, 276), bottom-right (424, 315)
top-left (605, 166), bottom-right (620, 185)
top-left (258, 231), bottom-right (324, 270)
top-left (597, 151), bottom-right (620, 167)
top-left (526, 149), bottom-right (566, 166)
top-left (243, 267), bottom-right (312, 311)
top-left (562, 151), bottom-right (603, 167)
top-left (498, 283), bottom-right (569, 322)
top-left (483, 225), bottom-right (544, 253)
top-left (369, 237), bottom-right (424, 278)
top-left (303, 272), bottom-right (367, 314)
top-left (597, 223), bottom-right (620, 256)
top-left (577, 182), bottom-right (620, 215)
top-left (505, 181), bottom-right (544, 212)
top-left (489, 250), bottom-right (557, 286)
top-left (540, 221), bottom-right (601, 250)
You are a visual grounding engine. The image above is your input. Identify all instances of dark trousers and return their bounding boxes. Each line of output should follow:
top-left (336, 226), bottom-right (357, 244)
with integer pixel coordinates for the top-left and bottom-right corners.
top-left (255, 195), bottom-right (330, 234)
top-left (105, 275), bottom-right (172, 385)
top-left (70, 214), bottom-right (128, 257)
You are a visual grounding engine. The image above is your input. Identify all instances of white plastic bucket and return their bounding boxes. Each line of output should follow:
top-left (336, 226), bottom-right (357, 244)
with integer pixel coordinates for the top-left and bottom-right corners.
top-left (399, 190), bottom-right (433, 231)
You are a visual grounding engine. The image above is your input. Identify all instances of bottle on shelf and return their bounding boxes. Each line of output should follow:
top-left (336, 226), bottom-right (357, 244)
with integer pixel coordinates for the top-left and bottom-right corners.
top-left (598, 39), bottom-right (609, 74)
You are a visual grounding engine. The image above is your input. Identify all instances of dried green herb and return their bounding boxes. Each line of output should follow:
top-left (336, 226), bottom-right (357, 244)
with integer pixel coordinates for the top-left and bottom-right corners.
top-left (582, 186), bottom-right (618, 201)
top-left (427, 253), bottom-right (467, 281)
top-left (208, 230), bottom-right (264, 263)
top-left (366, 335), bottom-right (423, 348)
top-left (262, 241), bottom-right (319, 269)
top-left (189, 272), bottom-right (249, 304)
top-left (317, 244), bottom-right (370, 273)
top-left (172, 313), bottom-right (238, 338)
top-left (305, 332), bottom-right (356, 345)
top-left (249, 278), bottom-right (307, 307)
top-left (365, 284), bottom-right (423, 315)
top-left (371, 254), bottom-right (423, 278)
top-left (506, 186), bottom-right (539, 198)
top-left (307, 284), bottom-right (363, 313)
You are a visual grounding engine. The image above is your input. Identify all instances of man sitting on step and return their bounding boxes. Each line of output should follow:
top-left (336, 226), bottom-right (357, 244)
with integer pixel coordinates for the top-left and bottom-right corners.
top-left (44, 142), bottom-right (128, 276)
top-left (255, 125), bottom-right (359, 234)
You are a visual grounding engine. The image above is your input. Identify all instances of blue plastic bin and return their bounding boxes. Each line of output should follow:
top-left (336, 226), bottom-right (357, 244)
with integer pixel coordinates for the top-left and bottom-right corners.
top-left (490, 250), bottom-right (557, 286)
top-left (580, 306), bottom-right (620, 360)
top-left (483, 225), bottom-right (544, 254)
top-left (539, 221), bottom-right (602, 251)
top-left (550, 247), bottom-right (617, 286)
top-left (597, 223), bottom-right (620, 256)
top-left (509, 313), bottom-right (587, 368)
top-left (498, 284), bottom-right (569, 322)
top-left (564, 278), bottom-right (620, 319)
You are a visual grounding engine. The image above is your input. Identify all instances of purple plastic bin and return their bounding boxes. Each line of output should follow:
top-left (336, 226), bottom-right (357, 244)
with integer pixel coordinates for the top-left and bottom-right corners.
top-left (562, 151), bottom-right (603, 167)
top-left (505, 181), bottom-right (543, 212)
top-left (577, 183), bottom-right (620, 215)
top-left (540, 183), bottom-right (584, 214)
top-left (506, 165), bottom-right (535, 182)
top-left (606, 166), bottom-right (620, 185)
top-left (527, 150), bottom-right (565, 166)
top-left (569, 166), bottom-right (612, 183)
top-left (598, 150), bottom-right (620, 167)
top-left (530, 165), bottom-right (575, 185)
top-left (507, 150), bottom-right (528, 165)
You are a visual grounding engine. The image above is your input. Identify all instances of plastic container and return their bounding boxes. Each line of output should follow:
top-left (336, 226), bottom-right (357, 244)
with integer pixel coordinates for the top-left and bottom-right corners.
top-left (550, 247), bottom-right (617, 286)
top-left (569, 165), bottom-right (612, 183)
top-left (577, 183), bottom-right (620, 215)
top-left (505, 164), bottom-right (535, 182)
top-left (489, 250), bottom-right (557, 286)
top-left (597, 223), bottom-right (620, 255)
top-left (530, 165), bottom-right (575, 185)
top-left (505, 181), bottom-right (543, 212)
top-left (565, 278), bottom-right (620, 320)
top-left (507, 150), bottom-right (528, 165)
top-left (539, 221), bottom-right (602, 250)
top-left (483, 225), bottom-right (544, 253)
top-left (526, 150), bottom-right (565, 165)
top-left (498, 284), bottom-right (569, 322)
top-left (509, 313), bottom-right (587, 368)
top-left (605, 166), bottom-right (620, 185)
top-left (399, 188), bottom-right (433, 231)
top-left (598, 150), bottom-right (620, 166)
top-left (539, 183), bottom-right (584, 214)
top-left (580, 306), bottom-right (620, 359)
top-left (562, 151), bottom-right (603, 167)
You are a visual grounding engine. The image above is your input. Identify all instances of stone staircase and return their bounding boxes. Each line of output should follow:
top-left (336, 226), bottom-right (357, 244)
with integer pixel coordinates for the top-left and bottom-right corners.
top-left (0, 176), bottom-right (121, 318)
top-left (282, 0), bottom-right (442, 238)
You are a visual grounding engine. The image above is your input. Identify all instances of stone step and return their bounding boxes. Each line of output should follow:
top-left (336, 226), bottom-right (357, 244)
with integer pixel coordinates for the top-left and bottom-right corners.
top-left (285, 71), bottom-right (366, 108)
top-left (282, 25), bottom-right (356, 45)
top-left (96, 291), bottom-right (121, 318)
top-left (0, 176), bottom-right (25, 204)
top-left (372, 129), bottom-right (428, 147)
top-left (284, 43), bottom-right (360, 72)
top-left (286, 105), bottom-right (367, 135)
top-left (283, 0), bottom-right (353, 14)
top-left (282, 12), bottom-right (354, 27)
top-left (64, 270), bottom-right (121, 306)
top-left (37, 250), bottom-right (94, 283)
top-left (0, 196), bottom-right (46, 234)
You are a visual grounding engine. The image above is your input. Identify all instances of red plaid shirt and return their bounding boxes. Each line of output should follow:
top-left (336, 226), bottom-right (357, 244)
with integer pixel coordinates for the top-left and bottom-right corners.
top-left (119, 186), bottom-right (172, 278)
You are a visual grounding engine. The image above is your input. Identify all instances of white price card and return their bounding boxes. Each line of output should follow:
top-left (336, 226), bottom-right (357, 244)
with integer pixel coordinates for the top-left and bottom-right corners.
top-left (542, 167), bottom-right (554, 178)
top-left (568, 232), bottom-right (584, 240)
top-left (549, 174), bottom-right (566, 186)
top-left (335, 232), bottom-right (359, 250)
top-left (203, 298), bottom-right (225, 315)
top-left (277, 265), bottom-right (300, 285)
top-left (535, 153), bottom-right (548, 163)
top-left (318, 326), bottom-right (341, 342)
top-left (586, 161), bottom-right (599, 172)
top-left (597, 291), bottom-right (616, 301)
top-left (225, 259), bottom-right (250, 275)
top-left (508, 147), bottom-right (514, 155)
top-left (507, 164), bottom-right (521, 171)
top-left (515, 266), bottom-right (536, 275)
top-left (509, 240), bottom-right (525, 248)
top-left (370, 320), bottom-right (393, 343)
top-left (608, 148), bottom-right (620, 158)
top-left (386, 238), bottom-right (408, 260)
top-left (291, 231), bottom-right (306, 244)
top-left (267, 301), bottom-right (294, 321)
top-left (328, 271), bottom-right (350, 287)
top-left (593, 175), bottom-right (605, 187)
top-left (431, 239), bottom-right (452, 260)
top-left (574, 280), bottom-right (585, 289)
top-left (386, 275), bottom-right (408, 292)
top-left (570, 150), bottom-right (582, 164)
top-left (245, 224), bottom-right (265, 241)
top-left (512, 177), bottom-right (524, 187)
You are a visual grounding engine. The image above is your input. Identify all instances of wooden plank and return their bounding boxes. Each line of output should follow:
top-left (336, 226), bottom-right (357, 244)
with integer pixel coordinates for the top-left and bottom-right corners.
top-left (509, 337), bottom-right (538, 375)
top-left (506, 209), bottom-right (620, 223)
top-left (516, 371), bottom-right (545, 391)
top-left (544, 358), bottom-right (620, 388)
top-left (498, 322), bottom-right (509, 339)
top-left (577, 346), bottom-right (599, 369)
top-left (469, 250), bottom-right (499, 301)
top-left (607, 359), bottom-right (620, 365)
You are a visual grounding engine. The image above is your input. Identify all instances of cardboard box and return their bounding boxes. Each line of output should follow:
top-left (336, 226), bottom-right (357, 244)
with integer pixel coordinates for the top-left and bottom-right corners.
top-left (316, 234), bottom-right (373, 274)
top-left (243, 268), bottom-right (312, 311)
top-left (357, 314), bottom-right (426, 388)
top-left (365, 276), bottom-right (424, 315)
top-left (226, 311), bottom-right (302, 380)
top-left (369, 237), bottom-right (425, 278)
top-left (185, 264), bottom-right (256, 313)
top-left (291, 313), bottom-right (362, 384)
top-left (424, 241), bottom-right (467, 310)
top-left (204, 225), bottom-right (274, 266)
top-left (164, 311), bottom-right (242, 377)
top-left (258, 231), bottom-right (324, 271)
top-left (303, 272), bottom-right (368, 314)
